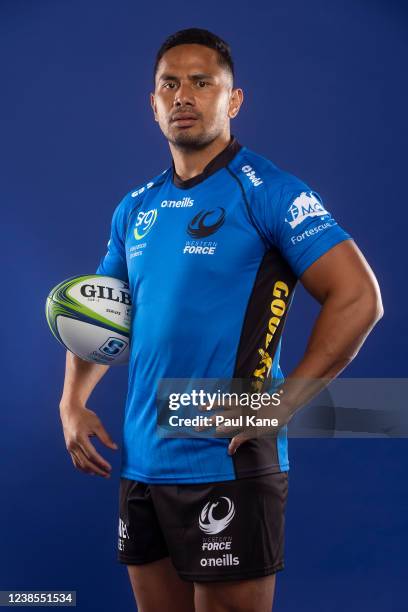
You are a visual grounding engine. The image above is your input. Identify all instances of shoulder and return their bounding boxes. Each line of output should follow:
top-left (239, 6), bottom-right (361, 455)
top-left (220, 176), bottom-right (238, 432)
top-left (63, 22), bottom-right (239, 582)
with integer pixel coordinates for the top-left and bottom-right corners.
top-left (229, 146), bottom-right (311, 202)
top-left (108, 169), bottom-right (171, 234)
top-left (116, 168), bottom-right (171, 216)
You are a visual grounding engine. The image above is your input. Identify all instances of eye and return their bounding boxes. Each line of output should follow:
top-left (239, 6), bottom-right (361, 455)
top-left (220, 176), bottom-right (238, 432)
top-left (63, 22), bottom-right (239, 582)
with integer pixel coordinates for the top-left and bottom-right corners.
top-left (163, 82), bottom-right (176, 89)
top-left (197, 80), bottom-right (208, 88)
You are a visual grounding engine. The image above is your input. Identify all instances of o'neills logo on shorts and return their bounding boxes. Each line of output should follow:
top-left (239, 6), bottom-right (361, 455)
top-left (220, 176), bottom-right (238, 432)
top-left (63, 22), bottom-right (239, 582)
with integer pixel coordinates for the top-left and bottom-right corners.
top-left (200, 554), bottom-right (239, 567)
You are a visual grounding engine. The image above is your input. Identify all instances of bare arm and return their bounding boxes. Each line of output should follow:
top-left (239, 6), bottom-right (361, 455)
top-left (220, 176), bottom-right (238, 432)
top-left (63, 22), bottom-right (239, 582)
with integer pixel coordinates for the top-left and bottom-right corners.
top-left (294, 239), bottom-right (383, 377)
top-left (59, 351), bottom-right (119, 477)
top-left (228, 239), bottom-right (384, 453)
top-left (60, 351), bottom-right (110, 409)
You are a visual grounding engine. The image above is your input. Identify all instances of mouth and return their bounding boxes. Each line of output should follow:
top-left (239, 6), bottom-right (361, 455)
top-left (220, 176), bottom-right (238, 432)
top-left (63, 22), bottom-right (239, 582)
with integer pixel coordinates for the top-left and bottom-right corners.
top-left (170, 113), bottom-right (199, 128)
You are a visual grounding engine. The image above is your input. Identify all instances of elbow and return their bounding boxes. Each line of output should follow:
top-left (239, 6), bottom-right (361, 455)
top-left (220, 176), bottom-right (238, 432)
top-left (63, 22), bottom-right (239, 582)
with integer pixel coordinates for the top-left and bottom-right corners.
top-left (358, 281), bottom-right (384, 329)
top-left (374, 298), bottom-right (384, 324)
top-left (369, 278), bottom-right (384, 323)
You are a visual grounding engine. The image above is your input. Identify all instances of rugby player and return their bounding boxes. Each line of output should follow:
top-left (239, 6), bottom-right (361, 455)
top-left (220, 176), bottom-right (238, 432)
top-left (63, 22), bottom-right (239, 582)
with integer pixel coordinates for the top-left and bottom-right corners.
top-left (59, 28), bottom-right (383, 612)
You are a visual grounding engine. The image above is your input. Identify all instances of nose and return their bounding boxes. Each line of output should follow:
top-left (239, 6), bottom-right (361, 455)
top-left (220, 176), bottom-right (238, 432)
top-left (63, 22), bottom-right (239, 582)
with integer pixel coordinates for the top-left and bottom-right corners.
top-left (174, 81), bottom-right (194, 107)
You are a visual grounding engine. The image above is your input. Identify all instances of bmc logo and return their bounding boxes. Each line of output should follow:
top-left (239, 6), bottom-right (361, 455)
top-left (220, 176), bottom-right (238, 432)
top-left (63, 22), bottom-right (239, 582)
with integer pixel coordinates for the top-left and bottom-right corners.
top-left (286, 192), bottom-right (329, 229)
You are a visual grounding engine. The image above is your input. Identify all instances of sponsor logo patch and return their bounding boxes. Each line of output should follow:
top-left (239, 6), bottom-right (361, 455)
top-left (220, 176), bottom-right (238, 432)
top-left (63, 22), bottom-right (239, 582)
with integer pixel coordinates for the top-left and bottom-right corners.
top-left (241, 164), bottom-right (263, 187)
top-left (134, 208), bottom-right (158, 240)
top-left (161, 197), bottom-right (194, 208)
top-left (286, 192), bottom-right (329, 229)
top-left (290, 219), bottom-right (337, 244)
top-left (131, 182), bottom-right (154, 197)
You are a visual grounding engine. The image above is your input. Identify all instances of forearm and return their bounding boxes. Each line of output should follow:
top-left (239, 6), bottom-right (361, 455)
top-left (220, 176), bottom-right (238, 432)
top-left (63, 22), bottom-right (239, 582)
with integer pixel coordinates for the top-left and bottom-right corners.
top-left (59, 351), bottom-right (110, 414)
top-left (278, 285), bottom-right (383, 418)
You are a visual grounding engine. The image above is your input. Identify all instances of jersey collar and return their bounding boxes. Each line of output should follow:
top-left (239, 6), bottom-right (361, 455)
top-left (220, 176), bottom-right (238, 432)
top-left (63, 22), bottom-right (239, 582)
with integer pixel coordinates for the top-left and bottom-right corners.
top-left (172, 136), bottom-right (242, 190)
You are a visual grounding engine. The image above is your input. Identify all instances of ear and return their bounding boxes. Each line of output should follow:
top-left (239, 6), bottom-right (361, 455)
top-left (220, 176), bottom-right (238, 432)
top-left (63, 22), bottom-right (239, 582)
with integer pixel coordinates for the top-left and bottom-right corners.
top-left (150, 93), bottom-right (159, 122)
top-left (228, 88), bottom-right (244, 119)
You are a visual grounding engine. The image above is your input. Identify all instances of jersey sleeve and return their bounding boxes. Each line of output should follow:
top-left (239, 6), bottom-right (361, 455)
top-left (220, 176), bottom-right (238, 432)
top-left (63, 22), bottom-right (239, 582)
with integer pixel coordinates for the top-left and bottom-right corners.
top-left (96, 196), bottom-right (129, 282)
top-left (258, 182), bottom-right (352, 278)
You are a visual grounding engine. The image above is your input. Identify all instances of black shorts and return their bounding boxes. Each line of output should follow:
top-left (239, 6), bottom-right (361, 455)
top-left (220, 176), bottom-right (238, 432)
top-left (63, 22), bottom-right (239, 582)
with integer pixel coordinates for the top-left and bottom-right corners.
top-left (117, 471), bottom-right (289, 582)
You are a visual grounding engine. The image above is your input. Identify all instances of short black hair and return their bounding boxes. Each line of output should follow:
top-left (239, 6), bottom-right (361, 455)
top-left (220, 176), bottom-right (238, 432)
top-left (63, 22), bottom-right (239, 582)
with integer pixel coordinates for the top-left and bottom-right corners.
top-left (154, 28), bottom-right (234, 81)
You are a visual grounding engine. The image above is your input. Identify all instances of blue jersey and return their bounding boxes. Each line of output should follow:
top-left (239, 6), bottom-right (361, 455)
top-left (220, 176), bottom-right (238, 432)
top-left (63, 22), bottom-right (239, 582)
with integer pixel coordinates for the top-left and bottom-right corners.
top-left (96, 138), bottom-right (351, 483)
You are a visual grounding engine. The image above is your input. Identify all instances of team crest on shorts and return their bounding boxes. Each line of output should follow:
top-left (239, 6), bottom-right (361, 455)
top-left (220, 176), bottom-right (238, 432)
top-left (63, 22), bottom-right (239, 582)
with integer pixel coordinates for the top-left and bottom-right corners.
top-left (118, 517), bottom-right (129, 552)
top-left (199, 496), bottom-right (235, 535)
top-left (198, 496), bottom-right (240, 568)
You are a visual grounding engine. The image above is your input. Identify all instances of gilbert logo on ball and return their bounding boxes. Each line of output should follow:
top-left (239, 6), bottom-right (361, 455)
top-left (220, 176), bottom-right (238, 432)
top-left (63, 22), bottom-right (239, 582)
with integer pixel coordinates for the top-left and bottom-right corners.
top-left (45, 275), bottom-right (132, 365)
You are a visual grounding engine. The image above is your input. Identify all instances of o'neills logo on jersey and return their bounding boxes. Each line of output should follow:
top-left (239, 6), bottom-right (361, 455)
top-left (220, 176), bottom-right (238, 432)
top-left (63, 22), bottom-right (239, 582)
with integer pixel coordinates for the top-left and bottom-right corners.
top-left (187, 207), bottom-right (225, 238)
top-left (199, 497), bottom-right (235, 535)
top-left (161, 197), bottom-right (194, 208)
top-left (286, 192), bottom-right (329, 229)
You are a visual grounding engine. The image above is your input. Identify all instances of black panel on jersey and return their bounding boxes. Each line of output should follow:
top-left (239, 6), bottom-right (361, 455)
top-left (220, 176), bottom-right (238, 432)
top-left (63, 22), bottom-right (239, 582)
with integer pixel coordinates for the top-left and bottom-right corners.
top-left (231, 247), bottom-right (297, 478)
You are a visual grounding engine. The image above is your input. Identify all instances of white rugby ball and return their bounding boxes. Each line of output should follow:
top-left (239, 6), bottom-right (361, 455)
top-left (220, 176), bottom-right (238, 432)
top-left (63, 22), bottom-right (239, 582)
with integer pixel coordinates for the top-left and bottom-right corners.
top-left (46, 275), bottom-right (131, 365)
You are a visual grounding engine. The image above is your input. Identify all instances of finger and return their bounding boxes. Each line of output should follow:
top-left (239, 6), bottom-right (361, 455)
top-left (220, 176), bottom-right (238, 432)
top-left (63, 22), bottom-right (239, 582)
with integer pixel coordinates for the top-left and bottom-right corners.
top-left (70, 452), bottom-right (81, 470)
top-left (216, 424), bottom-right (243, 437)
top-left (198, 403), bottom-right (214, 412)
top-left (198, 401), bottom-right (239, 412)
top-left (70, 445), bottom-right (109, 477)
top-left (77, 439), bottom-right (112, 474)
top-left (75, 448), bottom-right (111, 478)
top-left (228, 432), bottom-right (251, 455)
top-left (93, 424), bottom-right (118, 450)
top-left (195, 408), bottom-right (243, 433)
top-left (70, 449), bottom-right (96, 476)
top-left (219, 401), bottom-right (240, 412)
top-left (194, 415), bottom-right (216, 432)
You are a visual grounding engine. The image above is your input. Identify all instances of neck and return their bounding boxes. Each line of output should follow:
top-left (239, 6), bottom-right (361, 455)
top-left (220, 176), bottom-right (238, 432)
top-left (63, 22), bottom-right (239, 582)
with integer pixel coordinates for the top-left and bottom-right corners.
top-left (169, 132), bottom-right (231, 181)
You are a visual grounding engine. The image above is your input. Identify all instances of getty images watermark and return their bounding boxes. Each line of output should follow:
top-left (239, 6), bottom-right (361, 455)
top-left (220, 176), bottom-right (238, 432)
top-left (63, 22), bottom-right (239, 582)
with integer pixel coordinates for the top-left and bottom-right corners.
top-left (156, 378), bottom-right (408, 439)
top-left (167, 388), bottom-right (283, 429)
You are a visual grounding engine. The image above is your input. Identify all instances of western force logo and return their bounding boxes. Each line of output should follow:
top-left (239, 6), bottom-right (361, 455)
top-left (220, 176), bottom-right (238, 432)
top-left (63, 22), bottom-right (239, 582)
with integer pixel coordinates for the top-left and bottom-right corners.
top-left (187, 207), bottom-right (225, 238)
top-left (286, 192), bottom-right (329, 229)
top-left (134, 208), bottom-right (158, 240)
top-left (199, 497), bottom-right (235, 535)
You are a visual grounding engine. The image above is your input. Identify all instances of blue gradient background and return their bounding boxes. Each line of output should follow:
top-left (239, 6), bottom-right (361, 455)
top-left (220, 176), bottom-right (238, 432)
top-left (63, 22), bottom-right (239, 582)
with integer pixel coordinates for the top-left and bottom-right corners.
top-left (1, 1), bottom-right (407, 610)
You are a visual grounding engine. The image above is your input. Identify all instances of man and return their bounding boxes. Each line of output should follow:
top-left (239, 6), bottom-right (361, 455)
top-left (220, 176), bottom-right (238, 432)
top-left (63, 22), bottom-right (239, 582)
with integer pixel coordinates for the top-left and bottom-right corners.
top-left (59, 28), bottom-right (383, 612)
